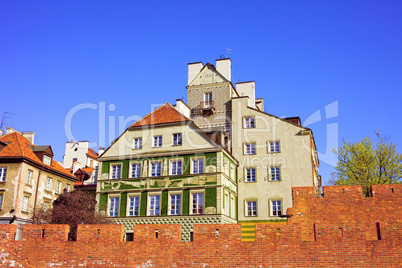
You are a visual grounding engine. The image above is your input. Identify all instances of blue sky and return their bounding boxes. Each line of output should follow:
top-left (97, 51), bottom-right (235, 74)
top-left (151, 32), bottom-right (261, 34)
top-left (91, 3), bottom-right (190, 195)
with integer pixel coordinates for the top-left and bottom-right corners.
top-left (1, 1), bottom-right (402, 186)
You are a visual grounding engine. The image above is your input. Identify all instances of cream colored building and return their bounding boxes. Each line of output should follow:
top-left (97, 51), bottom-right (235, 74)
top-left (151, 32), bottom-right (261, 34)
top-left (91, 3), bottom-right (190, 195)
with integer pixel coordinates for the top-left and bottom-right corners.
top-left (186, 59), bottom-right (320, 239)
top-left (0, 127), bottom-right (76, 238)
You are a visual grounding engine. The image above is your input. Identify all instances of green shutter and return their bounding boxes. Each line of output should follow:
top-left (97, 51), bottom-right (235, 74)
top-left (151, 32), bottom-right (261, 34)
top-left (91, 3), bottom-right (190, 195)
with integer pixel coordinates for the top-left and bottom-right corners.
top-left (123, 161), bottom-right (129, 178)
top-left (205, 188), bottom-right (217, 210)
top-left (161, 190), bottom-right (168, 216)
top-left (98, 194), bottom-right (108, 212)
top-left (140, 192), bottom-right (147, 216)
top-left (119, 193), bottom-right (127, 217)
top-left (183, 189), bottom-right (189, 215)
top-left (102, 162), bottom-right (109, 175)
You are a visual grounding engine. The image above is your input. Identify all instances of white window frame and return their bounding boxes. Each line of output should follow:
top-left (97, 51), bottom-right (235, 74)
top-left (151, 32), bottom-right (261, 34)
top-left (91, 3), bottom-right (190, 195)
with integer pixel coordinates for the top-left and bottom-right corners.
top-left (130, 162), bottom-right (141, 178)
top-left (245, 143), bottom-right (256, 155)
top-left (43, 155), bottom-right (52, 165)
top-left (110, 164), bottom-right (122, 179)
top-left (153, 135), bottom-right (162, 147)
top-left (245, 168), bottom-right (256, 182)
top-left (230, 196), bottom-right (235, 218)
top-left (66, 184), bottom-right (70, 192)
top-left (148, 194), bottom-right (161, 216)
top-left (22, 196), bottom-right (29, 212)
top-left (269, 141), bottom-right (280, 153)
top-left (173, 133), bottom-right (182, 146)
top-left (270, 166), bottom-right (281, 181)
top-left (108, 195), bottom-right (120, 217)
top-left (270, 199), bottom-right (283, 217)
top-left (56, 181), bottom-right (62, 194)
top-left (191, 191), bottom-right (204, 215)
top-left (230, 164), bottom-right (235, 181)
top-left (26, 170), bottom-right (33, 184)
top-left (133, 137), bottom-right (142, 149)
top-left (224, 160), bottom-right (229, 176)
top-left (224, 193), bottom-right (229, 216)
top-left (0, 167), bottom-right (6, 182)
top-left (0, 192), bottom-right (3, 210)
top-left (150, 161), bottom-right (162, 177)
top-left (45, 177), bottom-right (52, 191)
top-left (204, 92), bottom-right (213, 102)
top-left (246, 200), bottom-right (257, 217)
top-left (127, 194), bottom-right (140, 217)
top-left (244, 117), bottom-right (255, 128)
top-left (191, 157), bottom-right (204, 174)
top-left (170, 159), bottom-right (182, 176)
top-left (169, 192), bottom-right (182, 215)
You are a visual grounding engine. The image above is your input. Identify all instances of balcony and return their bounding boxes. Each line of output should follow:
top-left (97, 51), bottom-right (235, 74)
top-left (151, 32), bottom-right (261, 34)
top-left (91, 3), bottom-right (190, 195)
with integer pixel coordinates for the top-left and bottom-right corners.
top-left (200, 101), bottom-right (215, 115)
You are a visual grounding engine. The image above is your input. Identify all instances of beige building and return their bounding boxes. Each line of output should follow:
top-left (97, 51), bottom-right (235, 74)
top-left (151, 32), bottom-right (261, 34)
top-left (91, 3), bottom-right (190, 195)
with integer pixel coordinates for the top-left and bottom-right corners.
top-left (0, 127), bottom-right (76, 238)
top-left (186, 59), bottom-right (320, 240)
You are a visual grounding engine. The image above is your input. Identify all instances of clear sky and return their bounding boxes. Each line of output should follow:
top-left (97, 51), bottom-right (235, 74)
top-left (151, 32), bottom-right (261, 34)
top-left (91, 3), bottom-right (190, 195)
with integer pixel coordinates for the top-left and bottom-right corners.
top-left (1, 1), bottom-right (402, 186)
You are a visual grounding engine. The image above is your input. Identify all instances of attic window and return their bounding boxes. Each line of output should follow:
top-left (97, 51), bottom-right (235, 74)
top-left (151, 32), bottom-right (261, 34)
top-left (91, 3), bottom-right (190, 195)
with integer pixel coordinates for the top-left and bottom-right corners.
top-left (43, 155), bottom-right (52, 165)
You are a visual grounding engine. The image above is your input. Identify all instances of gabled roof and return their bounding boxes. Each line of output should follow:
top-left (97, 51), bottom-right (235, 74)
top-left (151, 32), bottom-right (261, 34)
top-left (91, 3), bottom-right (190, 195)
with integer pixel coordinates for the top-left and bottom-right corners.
top-left (130, 103), bottom-right (189, 128)
top-left (0, 132), bottom-right (75, 179)
top-left (31, 145), bottom-right (54, 156)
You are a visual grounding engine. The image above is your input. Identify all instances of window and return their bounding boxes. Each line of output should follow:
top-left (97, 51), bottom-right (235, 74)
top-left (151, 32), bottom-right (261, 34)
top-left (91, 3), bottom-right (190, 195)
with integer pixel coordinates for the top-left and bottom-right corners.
top-left (111, 164), bottom-right (121, 179)
top-left (173, 133), bottom-right (182, 146)
top-left (153, 136), bottom-right (162, 147)
top-left (46, 177), bottom-right (52, 191)
top-left (230, 165), bottom-right (235, 180)
top-left (26, 170), bottom-right (33, 184)
top-left (271, 200), bottom-right (282, 216)
top-left (109, 197), bottom-right (119, 217)
top-left (246, 168), bottom-right (256, 182)
top-left (0, 193), bottom-right (3, 210)
top-left (192, 158), bottom-right (204, 174)
top-left (128, 196), bottom-right (139, 216)
top-left (245, 117), bottom-right (255, 128)
top-left (224, 160), bottom-right (229, 176)
top-left (270, 167), bottom-right (281, 181)
top-left (22, 196), bottom-right (29, 212)
top-left (225, 194), bottom-right (229, 216)
top-left (131, 163), bottom-right (141, 178)
top-left (73, 158), bottom-right (77, 163)
top-left (170, 160), bottom-right (182, 175)
top-left (151, 162), bottom-right (161, 177)
top-left (246, 201), bottom-right (257, 216)
top-left (149, 195), bottom-right (160, 216)
top-left (204, 92), bottom-right (213, 102)
top-left (66, 184), bottom-right (70, 192)
top-left (56, 181), bottom-right (61, 194)
top-left (231, 196), bottom-right (235, 218)
top-left (170, 194), bottom-right (181, 215)
top-left (90, 160), bottom-right (94, 168)
top-left (245, 143), bottom-right (256, 155)
top-left (0, 167), bottom-right (6, 182)
top-left (192, 192), bottom-right (203, 214)
top-left (44, 201), bottom-right (50, 210)
top-left (43, 155), bottom-right (51, 165)
top-left (269, 141), bottom-right (280, 153)
top-left (133, 138), bottom-right (142, 149)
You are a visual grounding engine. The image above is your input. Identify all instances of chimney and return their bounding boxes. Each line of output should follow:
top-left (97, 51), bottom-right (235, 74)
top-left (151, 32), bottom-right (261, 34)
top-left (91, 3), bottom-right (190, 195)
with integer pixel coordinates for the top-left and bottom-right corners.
top-left (175, 99), bottom-right (190, 118)
top-left (236, 81), bottom-right (256, 108)
top-left (188, 62), bottom-right (203, 85)
top-left (22, 132), bottom-right (35, 144)
top-left (98, 147), bottom-right (105, 156)
top-left (6, 127), bottom-right (20, 135)
top-left (0, 129), bottom-right (3, 136)
top-left (216, 58), bottom-right (231, 81)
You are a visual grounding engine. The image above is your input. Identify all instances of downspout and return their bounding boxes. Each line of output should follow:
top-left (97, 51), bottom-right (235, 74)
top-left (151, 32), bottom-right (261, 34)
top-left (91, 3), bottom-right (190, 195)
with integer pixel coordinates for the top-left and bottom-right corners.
top-left (32, 166), bottom-right (44, 220)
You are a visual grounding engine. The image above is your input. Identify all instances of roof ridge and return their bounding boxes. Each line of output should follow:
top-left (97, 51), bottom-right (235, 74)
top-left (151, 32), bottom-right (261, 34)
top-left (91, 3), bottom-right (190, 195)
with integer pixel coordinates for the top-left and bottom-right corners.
top-left (14, 132), bottom-right (25, 157)
top-left (130, 103), bottom-right (189, 128)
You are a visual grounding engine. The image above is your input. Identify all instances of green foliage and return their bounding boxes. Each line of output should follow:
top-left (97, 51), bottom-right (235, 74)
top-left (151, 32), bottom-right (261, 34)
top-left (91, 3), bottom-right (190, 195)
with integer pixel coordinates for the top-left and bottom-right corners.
top-left (333, 131), bottom-right (402, 196)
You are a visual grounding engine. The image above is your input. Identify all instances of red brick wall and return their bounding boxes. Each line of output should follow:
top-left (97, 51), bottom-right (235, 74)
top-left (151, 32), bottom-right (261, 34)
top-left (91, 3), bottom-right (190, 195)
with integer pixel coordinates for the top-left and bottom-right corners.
top-left (0, 185), bottom-right (400, 267)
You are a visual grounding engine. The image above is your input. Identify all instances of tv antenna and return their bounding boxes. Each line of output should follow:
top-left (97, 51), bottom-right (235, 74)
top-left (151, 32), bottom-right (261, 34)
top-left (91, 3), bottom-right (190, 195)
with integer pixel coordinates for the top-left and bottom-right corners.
top-left (1, 112), bottom-right (15, 131)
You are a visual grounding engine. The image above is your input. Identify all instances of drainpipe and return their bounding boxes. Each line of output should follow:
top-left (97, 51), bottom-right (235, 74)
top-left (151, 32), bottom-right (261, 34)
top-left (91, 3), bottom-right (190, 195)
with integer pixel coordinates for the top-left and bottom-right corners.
top-left (32, 166), bottom-right (44, 220)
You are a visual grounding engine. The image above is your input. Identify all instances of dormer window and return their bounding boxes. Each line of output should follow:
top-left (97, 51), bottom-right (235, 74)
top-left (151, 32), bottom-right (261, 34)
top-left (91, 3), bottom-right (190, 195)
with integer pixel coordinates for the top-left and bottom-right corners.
top-left (43, 155), bottom-right (51, 165)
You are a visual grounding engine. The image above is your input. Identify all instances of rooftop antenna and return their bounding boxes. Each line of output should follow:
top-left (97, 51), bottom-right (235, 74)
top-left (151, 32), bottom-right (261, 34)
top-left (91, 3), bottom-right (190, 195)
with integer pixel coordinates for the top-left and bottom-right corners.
top-left (0, 112), bottom-right (15, 131)
top-left (226, 48), bottom-right (231, 58)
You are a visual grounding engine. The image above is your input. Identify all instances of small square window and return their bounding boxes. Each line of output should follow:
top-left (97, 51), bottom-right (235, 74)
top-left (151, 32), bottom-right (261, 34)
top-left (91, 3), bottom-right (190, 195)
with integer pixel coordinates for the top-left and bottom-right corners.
top-left (192, 159), bottom-right (204, 174)
top-left (133, 138), bottom-right (142, 149)
top-left (171, 160), bottom-right (182, 175)
top-left (271, 200), bottom-right (282, 216)
top-left (173, 133), bottom-right (182, 146)
top-left (131, 163), bottom-right (141, 178)
top-left (128, 196), bottom-right (139, 216)
top-left (153, 136), bottom-right (162, 147)
top-left (46, 177), bottom-right (52, 191)
top-left (26, 170), bottom-right (33, 184)
top-left (109, 197), bottom-right (119, 217)
top-left (43, 155), bottom-right (52, 165)
top-left (269, 142), bottom-right (280, 153)
top-left (245, 117), bottom-right (255, 128)
top-left (170, 194), bottom-right (181, 215)
top-left (270, 167), bottom-right (281, 181)
top-left (0, 167), bottom-right (7, 182)
top-left (111, 164), bottom-right (121, 179)
top-left (246, 201), bottom-right (257, 216)
top-left (149, 195), bottom-right (160, 216)
top-left (245, 143), bottom-right (256, 155)
top-left (151, 162), bottom-right (161, 177)
top-left (246, 168), bottom-right (256, 182)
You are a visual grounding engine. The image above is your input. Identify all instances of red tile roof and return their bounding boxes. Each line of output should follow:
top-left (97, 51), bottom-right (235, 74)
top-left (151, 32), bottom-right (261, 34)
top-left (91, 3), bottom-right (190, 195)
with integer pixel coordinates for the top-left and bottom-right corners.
top-left (0, 132), bottom-right (75, 179)
top-left (130, 103), bottom-right (189, 127)
top-left (86, 148), bottom-right (98, 159)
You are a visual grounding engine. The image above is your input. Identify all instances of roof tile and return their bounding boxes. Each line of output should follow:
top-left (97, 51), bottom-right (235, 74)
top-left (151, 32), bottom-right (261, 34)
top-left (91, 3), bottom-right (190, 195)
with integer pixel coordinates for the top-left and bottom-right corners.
top-left (130, 103), bottom-right (189, 127)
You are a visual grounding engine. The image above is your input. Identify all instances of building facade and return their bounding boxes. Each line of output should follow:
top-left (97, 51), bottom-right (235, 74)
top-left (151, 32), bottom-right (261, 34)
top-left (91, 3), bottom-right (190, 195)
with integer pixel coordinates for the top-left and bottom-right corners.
top-left (0, 127), bottom-right (76, 238)
top-left (97, 103), bottom-right (237, 241)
